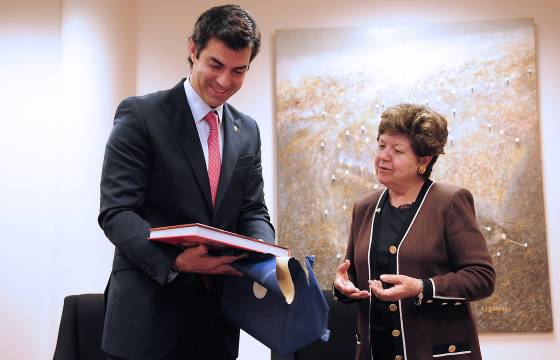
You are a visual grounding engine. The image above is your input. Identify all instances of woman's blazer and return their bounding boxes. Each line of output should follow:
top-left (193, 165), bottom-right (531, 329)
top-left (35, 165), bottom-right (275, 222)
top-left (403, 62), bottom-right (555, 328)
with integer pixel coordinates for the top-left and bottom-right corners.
top-left (345, 182), bottom-right (495, 360)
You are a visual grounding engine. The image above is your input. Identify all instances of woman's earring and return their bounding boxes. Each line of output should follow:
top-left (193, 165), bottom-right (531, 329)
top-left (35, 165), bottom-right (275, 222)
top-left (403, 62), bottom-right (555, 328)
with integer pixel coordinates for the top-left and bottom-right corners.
top-left (418, 166), bottom-right (426, 175)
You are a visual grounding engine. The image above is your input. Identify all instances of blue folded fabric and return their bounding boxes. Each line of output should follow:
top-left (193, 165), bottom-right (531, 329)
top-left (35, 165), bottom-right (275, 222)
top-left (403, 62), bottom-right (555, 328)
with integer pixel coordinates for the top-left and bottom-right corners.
top-left (231, 254), bottom-right (286, 298)
top-left (222, 256), bottom-right (329, 356)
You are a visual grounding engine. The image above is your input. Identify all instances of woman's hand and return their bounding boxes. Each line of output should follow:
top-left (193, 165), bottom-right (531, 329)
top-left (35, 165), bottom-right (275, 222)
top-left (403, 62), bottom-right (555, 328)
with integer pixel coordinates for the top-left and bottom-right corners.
top-left (369, 274), bottom-right (422, 301)
top-left (334, 259), bottom-right (370, 299)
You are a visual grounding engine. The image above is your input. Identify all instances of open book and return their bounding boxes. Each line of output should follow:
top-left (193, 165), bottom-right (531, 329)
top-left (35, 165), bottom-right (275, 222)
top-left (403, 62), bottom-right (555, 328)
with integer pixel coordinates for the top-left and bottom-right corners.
top-left (148, 223), bottom-right (290, 257)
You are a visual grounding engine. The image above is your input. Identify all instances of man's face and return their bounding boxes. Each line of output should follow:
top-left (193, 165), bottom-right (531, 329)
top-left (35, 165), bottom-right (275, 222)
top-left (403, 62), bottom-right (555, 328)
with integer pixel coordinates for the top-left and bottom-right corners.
top-left (189, 38), bottom-right (252, 108)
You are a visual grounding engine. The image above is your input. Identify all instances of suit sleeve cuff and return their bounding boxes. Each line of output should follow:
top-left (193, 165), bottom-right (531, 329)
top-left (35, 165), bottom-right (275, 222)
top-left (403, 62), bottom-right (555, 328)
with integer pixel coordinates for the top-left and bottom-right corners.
top-left (423, 278), bottom-right (434, 301)
top-left (418, 278), bottom-right (466, 306)
top-left (167, 268), bottom-right (179, 283)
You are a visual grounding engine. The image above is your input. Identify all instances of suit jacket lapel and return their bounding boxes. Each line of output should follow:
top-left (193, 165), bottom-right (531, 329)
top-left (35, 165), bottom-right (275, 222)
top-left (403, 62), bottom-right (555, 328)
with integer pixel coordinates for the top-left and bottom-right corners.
top-left (215, 104), bottom-right (241, 210)
top-left (162, 80), bottom-right (213, 211)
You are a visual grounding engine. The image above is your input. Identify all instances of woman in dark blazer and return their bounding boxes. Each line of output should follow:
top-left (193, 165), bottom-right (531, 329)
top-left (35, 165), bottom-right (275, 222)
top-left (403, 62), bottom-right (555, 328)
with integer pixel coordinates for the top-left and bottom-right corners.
top-left (333, 103), bottom-right (495, 360)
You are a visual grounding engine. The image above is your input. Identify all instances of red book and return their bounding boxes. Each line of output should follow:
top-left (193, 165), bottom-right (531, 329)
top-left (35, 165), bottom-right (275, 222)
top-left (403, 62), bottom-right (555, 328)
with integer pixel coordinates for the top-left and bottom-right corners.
top-left (148, 223), bottom-right (290, 257)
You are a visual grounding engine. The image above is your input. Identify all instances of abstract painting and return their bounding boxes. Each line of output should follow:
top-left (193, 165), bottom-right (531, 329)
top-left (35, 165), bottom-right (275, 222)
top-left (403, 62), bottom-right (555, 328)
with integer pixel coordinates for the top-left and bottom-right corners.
top-left (275, 19), bottom-right (551, 332)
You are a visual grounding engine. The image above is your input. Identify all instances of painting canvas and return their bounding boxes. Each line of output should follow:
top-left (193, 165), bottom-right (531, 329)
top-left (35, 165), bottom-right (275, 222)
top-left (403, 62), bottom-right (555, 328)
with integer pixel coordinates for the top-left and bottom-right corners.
top-left (275, 19), bottom-right (551, 332)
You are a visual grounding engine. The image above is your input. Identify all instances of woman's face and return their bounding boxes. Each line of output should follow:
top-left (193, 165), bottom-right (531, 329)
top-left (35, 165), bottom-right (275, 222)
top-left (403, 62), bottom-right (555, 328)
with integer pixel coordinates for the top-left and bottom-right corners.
top-left (375, 132), bottom-right (428, 190)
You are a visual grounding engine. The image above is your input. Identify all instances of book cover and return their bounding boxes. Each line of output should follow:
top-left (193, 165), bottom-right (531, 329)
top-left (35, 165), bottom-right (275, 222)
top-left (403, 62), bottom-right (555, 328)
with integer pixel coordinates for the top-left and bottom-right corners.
top-left (148, 223), bottom-right (290, 257)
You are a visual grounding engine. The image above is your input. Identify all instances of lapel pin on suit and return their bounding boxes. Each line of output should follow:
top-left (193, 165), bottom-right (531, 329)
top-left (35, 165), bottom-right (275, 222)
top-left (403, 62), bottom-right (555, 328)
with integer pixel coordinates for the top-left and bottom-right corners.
top-left (233, 119), bottom-right (240, 132)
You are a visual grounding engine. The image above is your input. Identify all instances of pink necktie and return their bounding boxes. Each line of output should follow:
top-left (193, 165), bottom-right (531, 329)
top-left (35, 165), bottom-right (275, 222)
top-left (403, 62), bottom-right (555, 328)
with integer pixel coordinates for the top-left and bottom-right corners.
top-left (204, 111), bottom-right (221, 206)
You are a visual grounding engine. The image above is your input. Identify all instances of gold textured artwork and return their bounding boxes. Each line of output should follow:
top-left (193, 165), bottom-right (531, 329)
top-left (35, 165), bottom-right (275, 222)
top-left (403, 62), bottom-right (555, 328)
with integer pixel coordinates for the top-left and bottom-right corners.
top-left (275, 19), bottom-right (551, 332)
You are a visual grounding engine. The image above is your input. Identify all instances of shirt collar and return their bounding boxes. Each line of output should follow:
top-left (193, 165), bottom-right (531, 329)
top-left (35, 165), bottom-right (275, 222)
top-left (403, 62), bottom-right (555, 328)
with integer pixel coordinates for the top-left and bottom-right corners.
top-left (184, 77), bottom-right (224, 124)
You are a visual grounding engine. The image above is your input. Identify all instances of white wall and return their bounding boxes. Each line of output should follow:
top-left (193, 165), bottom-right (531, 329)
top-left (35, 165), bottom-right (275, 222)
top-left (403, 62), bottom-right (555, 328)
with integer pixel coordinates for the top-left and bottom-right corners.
top-left (51, 0), bottom-right (137, 343)
top-left (0, 0), bottom-right (558, 359)
top-left (1, 0), bottom-right (135, 359)
top-left (0, 3), bottom-right (61, 358)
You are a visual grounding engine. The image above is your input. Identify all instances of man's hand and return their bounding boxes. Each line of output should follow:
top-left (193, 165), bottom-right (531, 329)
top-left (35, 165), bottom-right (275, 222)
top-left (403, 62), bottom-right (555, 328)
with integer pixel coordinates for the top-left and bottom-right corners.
top-left (333, 259), bottom-right (370, 299)
top-left (173, 244), bottom-right (246, 275)
top-left (368, 274), bottom-right (422, 301)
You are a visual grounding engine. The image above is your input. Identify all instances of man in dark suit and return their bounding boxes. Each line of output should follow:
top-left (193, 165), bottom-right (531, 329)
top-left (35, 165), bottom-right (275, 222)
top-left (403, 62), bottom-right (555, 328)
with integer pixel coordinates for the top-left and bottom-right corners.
top-left (98, 5), bottom-right (275, 359)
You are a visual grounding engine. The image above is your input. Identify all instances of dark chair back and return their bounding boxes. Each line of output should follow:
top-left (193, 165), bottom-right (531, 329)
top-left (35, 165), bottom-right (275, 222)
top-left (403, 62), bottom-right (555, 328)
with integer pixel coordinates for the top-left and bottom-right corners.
top-left (53, 293), bottom-right (105, 360)
top-left (293, 290), bottom-right (357, 360)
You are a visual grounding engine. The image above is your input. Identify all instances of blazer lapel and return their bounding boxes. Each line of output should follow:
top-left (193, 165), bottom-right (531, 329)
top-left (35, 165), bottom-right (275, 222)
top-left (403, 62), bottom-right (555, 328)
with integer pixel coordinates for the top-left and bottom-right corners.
top-left (162, 80), bottom-right (213, 211)
top-left (395, 181), bottom-right (435, 271)
top-left (215, 104), bottom-right (241, 210)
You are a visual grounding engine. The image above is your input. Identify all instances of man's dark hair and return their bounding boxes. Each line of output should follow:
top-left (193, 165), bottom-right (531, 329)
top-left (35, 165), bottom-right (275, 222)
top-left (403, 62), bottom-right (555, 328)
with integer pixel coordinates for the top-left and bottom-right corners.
top-left (188, 4), bottom-right (261, 67)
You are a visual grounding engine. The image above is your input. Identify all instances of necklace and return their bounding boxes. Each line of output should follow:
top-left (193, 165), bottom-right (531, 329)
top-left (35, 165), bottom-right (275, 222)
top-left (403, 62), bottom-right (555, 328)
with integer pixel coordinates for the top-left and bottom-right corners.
top-left (388, 192), bottom-right (416, 209)
top-left (394, 202), bottom-right (414, 209)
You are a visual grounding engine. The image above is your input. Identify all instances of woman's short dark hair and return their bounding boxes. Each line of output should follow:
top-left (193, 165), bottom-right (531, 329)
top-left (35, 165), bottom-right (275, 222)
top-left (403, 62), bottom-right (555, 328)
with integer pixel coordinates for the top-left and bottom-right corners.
top-left (378, 103), bottom-right (448, 180)
top-left (188, 4), bottom-right (261, 67)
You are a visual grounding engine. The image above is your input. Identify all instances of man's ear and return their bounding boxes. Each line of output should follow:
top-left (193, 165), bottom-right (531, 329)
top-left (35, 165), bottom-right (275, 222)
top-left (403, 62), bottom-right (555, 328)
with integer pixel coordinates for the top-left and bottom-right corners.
top-left (188, 38), bottom-right (197, 63)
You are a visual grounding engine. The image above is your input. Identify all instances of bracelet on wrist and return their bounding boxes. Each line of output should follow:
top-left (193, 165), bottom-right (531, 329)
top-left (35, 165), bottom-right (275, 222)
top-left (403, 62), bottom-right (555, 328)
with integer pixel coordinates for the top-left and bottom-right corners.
top-left (413, 279), bottom-right (424, 305)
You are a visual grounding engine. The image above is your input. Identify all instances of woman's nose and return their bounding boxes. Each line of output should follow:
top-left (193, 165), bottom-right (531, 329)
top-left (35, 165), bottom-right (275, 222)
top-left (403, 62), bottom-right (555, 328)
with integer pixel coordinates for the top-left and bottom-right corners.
top-left (378, 149), bottom-right (390, 160)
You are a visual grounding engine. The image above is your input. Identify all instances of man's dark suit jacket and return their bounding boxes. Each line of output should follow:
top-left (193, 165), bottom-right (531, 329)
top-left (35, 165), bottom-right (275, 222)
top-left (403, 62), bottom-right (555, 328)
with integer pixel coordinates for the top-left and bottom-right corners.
top-left (98, 79), bottom-right (275, 359)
